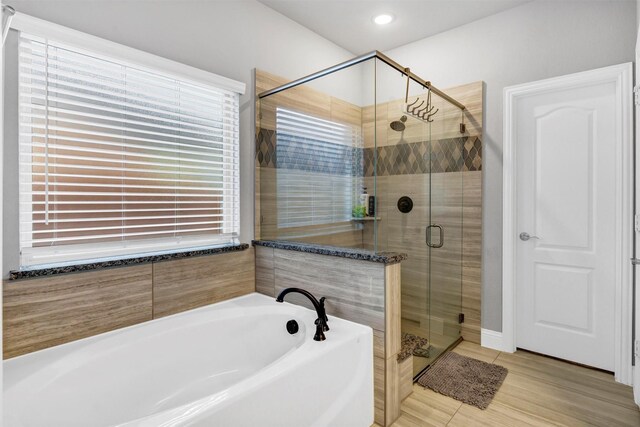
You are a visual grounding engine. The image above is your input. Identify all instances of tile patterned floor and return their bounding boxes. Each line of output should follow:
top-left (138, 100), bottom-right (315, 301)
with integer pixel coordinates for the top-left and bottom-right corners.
top-left (376, 341), bottom-right (640, 427)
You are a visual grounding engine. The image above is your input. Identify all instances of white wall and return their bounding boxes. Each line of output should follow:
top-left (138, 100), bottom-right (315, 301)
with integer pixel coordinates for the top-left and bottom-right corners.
top-left (384, 0), bottom-right (637, 331)
top-left (2, 0), bottom-right (357, 264)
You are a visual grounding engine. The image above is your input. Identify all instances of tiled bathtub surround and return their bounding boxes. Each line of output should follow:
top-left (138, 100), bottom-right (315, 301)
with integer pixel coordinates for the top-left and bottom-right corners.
top-left (255, 245), bottom-right (405, 425)
top-left (3, 247), bottom-right (255, 359)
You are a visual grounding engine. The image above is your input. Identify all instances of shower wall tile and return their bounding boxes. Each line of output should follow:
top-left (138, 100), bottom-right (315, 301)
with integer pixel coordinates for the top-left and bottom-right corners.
top-left (461, 171), bottom-right (482, 343)
top-left (362, 102), bottom-right (389, 149)
top-left (373, 171), bottom-right (482, 344)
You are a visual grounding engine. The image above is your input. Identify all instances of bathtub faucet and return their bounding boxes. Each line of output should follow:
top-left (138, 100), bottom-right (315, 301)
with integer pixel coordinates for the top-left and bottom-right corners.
top-left (275, 288), bottom-right (330, 341)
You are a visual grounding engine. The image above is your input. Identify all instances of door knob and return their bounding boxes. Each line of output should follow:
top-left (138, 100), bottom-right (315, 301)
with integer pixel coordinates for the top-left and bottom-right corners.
top-left (519, 232), bottom-right (540, 241)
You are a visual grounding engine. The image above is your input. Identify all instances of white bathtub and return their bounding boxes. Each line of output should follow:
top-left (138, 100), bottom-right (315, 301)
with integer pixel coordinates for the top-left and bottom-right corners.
top-left (4, 293), bottom-right (373, 427)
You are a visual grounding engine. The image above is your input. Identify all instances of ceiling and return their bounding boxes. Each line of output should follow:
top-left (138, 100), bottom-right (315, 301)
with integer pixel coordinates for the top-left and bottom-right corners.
top-left (259, 0), bottom-right (531, 54)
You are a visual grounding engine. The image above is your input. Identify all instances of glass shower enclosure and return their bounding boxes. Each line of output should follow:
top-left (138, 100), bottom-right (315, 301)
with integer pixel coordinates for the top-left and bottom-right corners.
top-left (256, 52), bottom-right (465, 377)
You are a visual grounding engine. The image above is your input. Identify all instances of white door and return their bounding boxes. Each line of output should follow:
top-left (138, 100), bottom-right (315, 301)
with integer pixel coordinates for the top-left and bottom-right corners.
top-left (514, 65), bottom-right (632, 371)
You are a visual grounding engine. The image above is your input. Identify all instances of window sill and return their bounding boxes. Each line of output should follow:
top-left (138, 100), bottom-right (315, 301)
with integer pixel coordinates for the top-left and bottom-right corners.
top-left (9, 243), bottom-right (250, 281)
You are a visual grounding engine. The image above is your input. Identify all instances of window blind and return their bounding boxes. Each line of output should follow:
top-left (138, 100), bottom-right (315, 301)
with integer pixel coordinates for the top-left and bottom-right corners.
top-left (18, 33), bottom-right (240, 268)
top-left (276, 108), bottom-right (361, 234)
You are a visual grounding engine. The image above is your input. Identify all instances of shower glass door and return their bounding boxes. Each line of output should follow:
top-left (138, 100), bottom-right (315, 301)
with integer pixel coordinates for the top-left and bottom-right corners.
top-left (424, 97), bottom-right (464, 371)
top-left (376, 61), bottom-right (464, 377)
top-left (256, 54), bottom-right (465, 379)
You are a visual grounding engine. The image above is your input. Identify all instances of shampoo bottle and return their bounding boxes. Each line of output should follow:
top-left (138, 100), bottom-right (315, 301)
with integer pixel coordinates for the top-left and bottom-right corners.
top-left (359, 187), bottom-right (370, 216)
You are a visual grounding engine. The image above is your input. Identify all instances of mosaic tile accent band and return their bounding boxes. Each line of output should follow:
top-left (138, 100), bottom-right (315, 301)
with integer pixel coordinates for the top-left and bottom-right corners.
top-left (256, 129), bottom-right (482, 176)
top-left (364, 136), bottom-right (482, 176)
top-left (256, 128), bottom-right (277, 168)
top-left (277, 133), bottom-right (363, 176)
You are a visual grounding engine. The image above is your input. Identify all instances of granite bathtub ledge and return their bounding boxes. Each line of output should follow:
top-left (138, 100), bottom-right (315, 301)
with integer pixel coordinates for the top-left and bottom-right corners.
top-left (252, 240), bottom-right (407, 264)
top-left (9, 243), bottom-right (250, 280)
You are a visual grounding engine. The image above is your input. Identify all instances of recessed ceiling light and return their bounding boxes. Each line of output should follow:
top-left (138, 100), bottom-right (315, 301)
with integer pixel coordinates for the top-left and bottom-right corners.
top-left (373, 14), bottom-right (394, 25)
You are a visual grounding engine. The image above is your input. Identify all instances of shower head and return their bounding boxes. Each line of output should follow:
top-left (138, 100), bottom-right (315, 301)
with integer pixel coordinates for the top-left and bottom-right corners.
top-left (390, 115), bottom-right (407, 132)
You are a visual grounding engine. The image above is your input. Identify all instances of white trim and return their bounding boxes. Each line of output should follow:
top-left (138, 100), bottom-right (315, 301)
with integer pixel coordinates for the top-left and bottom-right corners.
top-left (1, 4), bottom-right (6, 417)
top-left (503, 63), bottom-right (634, 385)
top-left (9, 12), bottom-right (245, 95)
top-left (481, 329), bottom-right (505, 352)
top-left (634, 29), bottom-right (640, 406)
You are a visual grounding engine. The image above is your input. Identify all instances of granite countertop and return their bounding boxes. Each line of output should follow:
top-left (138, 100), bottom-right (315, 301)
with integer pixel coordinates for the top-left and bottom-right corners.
top-left (9, 243), bottom-right (250, 280)
top-left (252, 240), bottom-right (407, 264)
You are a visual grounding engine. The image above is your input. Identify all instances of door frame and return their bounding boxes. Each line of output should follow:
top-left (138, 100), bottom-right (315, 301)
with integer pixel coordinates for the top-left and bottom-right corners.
top-left (502, 63), bottom-right (634, 385)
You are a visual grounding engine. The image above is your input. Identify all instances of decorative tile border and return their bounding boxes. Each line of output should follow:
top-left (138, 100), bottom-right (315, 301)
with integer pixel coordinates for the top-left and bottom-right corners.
top-left (256, 129), bottom-right (363, 176)
top-left (256, 128), bottom-right (277, 168)
top-left (364, 136), bottom-right (482, 176)
top-left (256, 128), bottom-right (481, 176)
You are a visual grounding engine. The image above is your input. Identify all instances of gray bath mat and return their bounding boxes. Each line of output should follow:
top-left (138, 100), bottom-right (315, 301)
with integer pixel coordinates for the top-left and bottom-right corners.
top-left (397, 333), bottom-right (430, 362)
top-left (416, 351), bottom-right (508, 409)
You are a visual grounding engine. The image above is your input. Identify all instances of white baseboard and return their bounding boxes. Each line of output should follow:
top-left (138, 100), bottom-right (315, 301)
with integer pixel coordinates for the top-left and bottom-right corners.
top-left (634, 366), bottom-right (640, 407)
top-left (481, 328), bottom-right (505, 352)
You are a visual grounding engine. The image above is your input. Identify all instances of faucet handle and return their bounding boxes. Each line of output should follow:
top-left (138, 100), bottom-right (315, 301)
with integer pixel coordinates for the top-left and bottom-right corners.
top-left (313, 323), bottom-right (326, 341)
top-left (318, 297), bottom-right (330, 329)
top-left (313, 298), bottom-right (328, 340)
top-left (315, 317), bottom-right (330, 333)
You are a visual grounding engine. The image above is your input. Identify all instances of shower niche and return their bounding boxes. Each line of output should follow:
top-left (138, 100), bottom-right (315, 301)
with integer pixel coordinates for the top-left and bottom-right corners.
top-left (255, 53), bottom-right (483, 378)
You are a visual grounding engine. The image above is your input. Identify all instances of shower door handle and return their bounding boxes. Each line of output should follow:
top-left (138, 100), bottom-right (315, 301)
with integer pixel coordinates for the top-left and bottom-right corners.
top-left (426, 224), bottom-right (444, 248)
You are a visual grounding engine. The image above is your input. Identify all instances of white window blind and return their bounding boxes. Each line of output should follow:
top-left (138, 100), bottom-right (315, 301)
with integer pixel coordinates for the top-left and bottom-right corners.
top-left (18, 33), bottom-right (240, 268)
top-left (276, 108), bottom-right (361, 234)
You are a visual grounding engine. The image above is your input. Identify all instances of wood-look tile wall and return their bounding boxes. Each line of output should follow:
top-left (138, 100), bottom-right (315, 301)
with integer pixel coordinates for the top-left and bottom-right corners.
top-left (3, 248), bottom-right (255, 359)
top-left (366, 172), bottom-right (482, 344)
top-left (255, 247), bottom-right (403, 426)
top-left (461, 171), bottom-right (482, 343)
top-left (153, 250), bottom-right (255, 318)
top-left (3, 264), bottom-right (153, 359)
